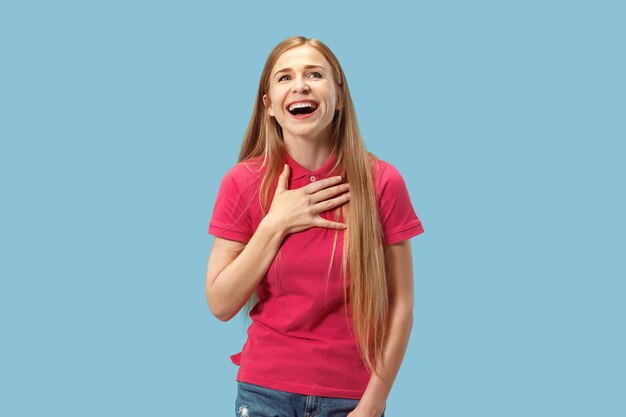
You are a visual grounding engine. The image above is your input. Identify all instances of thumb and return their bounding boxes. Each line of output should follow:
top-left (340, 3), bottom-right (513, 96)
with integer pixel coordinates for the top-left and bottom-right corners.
top-left (276, 164), bottom-right (289, 192)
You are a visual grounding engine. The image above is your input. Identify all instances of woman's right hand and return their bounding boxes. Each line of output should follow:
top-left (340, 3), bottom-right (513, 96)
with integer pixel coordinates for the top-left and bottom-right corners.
top-left (266, 163), bottom-right (351, 235)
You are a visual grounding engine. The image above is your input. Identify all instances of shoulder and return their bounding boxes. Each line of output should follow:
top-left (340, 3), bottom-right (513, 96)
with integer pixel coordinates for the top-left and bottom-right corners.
top-left (372, 157), bottom-right (407, 194)
top-left (220, 155), bottom-right (266, 191)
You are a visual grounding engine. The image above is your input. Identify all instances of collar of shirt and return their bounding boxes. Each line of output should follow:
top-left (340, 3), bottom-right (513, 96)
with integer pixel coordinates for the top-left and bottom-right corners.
top-left (284, 150), bottom-right (340, 187)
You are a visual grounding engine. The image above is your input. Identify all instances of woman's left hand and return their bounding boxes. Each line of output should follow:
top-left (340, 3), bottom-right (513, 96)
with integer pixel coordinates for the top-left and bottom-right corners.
top-left (347, 404), bottom-right (385, 417)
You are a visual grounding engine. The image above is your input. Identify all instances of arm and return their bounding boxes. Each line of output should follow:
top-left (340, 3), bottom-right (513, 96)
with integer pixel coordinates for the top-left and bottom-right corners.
top-left (206, 165), bottom-right (350, 322)
top-left (206, 216), bottom-right (286, 322)
top-left (351, 239), bottom-right (415, 417)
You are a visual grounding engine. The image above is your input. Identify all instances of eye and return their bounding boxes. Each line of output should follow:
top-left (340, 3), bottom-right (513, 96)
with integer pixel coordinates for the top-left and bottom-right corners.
top-left (308, 71), bottom-right (322, 78)
top-left (278, 74), bottom-right (290, 82)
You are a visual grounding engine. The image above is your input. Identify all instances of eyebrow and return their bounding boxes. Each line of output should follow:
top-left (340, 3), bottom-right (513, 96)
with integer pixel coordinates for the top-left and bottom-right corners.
top-left (273, 65), bottom-right (327, 79)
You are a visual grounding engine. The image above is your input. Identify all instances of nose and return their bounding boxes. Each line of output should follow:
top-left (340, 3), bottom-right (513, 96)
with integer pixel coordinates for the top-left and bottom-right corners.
top-left (292, 76), bottom-right (310, 94)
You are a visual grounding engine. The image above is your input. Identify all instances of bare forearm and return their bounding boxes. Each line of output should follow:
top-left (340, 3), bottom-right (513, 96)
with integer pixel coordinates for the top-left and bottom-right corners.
top-left (358, 306), bottom-right (414, 416)
top-left (208, 216), bottom-right (285, 321)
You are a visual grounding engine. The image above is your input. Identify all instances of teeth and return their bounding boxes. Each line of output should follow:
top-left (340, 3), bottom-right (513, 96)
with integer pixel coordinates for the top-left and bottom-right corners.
top-left (288, 102), bottom-right (317, 111)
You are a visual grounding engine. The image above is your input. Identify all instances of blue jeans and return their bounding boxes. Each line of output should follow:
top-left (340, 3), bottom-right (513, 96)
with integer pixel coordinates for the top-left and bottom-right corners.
top-left (235, 381), bottom-right (386, 417)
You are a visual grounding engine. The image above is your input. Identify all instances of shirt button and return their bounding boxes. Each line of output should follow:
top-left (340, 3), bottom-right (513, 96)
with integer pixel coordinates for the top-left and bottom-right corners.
top-left (309, 175), bottom-right (316, 182)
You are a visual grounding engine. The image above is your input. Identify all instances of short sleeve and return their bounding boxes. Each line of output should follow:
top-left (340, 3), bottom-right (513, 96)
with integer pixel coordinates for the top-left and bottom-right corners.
top-left (377, 162), bottom-right (425, 246)
top-left (208, 168), bottom-right (254, 243)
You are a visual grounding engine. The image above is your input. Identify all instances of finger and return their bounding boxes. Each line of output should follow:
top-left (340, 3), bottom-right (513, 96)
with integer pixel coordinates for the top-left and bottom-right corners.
top-left (310, 182), bottom-right (350, 204)
top-left (303, 175), bottom-right (343, 194)
top-left (311, 192), bottom-right (351, 214)
top-left (276, 164), bottom-right (289, 192)
top-left (317, 219), bottom-right (348, 230)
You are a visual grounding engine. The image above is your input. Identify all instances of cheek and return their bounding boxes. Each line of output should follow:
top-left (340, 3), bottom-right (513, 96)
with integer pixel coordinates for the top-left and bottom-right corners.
top-left (326, 87), bottom-right (339, 107)
top-left (269, 91), bottom-right (287, 113)
top-left (327, 95), bottom-right (338, 112)
top-left (267, 96), bottom-right (281, 117)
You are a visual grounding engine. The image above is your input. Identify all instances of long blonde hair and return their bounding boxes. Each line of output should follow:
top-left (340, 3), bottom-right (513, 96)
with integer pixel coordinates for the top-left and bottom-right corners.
top-left (237, 36), bottom-right (389, 375)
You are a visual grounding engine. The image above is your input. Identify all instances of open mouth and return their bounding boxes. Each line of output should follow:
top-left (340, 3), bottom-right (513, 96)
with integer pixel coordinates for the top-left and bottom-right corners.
top-left (287, 101), bottom-right (319, 117)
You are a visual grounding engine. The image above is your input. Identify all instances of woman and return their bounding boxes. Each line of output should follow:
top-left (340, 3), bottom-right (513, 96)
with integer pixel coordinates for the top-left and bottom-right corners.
top-left (206, 36), bottom-right (424, 417)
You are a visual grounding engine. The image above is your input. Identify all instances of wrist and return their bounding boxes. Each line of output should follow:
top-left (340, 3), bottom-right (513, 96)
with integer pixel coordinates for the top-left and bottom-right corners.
top-left (355, 402), bottom-right (386, 417)
top-left (259, 214), bottom-right (287, 239)
top-left (356, 394), bottom-right (386, 417)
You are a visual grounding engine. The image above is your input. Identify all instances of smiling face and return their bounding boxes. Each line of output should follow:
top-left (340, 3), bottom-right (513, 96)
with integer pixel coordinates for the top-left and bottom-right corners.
top-left (262, 45), bottom-right (341, 145)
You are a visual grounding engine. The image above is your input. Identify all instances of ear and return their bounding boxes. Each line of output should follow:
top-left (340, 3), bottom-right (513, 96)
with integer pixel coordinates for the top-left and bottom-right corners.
top-left (262, 94), bottom-right (275, 117)
top-left (335, 95), bottom-right (343, 110)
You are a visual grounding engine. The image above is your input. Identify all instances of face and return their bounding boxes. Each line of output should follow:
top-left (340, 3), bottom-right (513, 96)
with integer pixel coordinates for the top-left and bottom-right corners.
top-left (263, 45), bottom-right (341, 144)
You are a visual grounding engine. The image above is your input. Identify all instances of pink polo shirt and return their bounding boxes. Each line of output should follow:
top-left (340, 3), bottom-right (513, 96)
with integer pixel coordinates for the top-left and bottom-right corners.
top-left (208, 151), bottom-right (424, 399)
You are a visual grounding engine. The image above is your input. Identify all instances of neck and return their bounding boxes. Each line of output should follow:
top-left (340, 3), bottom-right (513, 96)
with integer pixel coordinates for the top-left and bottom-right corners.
top-left (283, 138), bottom-right (333, 171)
top-left (282, 122), bottom-right (335, 170)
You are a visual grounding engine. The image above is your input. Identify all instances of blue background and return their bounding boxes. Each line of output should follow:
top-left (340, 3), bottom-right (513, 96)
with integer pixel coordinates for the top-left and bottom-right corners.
top-left (1, 1), bottom-right (624, 416)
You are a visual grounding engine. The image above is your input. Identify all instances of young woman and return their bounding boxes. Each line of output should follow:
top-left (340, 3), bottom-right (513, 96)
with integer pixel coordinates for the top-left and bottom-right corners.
top-left (206, 36), bottom-right (425, 417)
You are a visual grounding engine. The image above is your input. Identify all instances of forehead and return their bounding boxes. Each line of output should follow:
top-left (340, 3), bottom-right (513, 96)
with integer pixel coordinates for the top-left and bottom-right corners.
top-left (272, 45), bottom-right (331, 71)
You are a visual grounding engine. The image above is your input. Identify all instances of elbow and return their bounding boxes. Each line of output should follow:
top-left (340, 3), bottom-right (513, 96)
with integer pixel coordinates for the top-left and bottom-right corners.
top-left (399, 308), bottom-right (414, 335)
top-left (208, 302), bottom-right (235, 322)
top-left (206, 288), bottom-right (230, 321)
top-left (390, 297), bottom-right (414, 316)
top-left (214, 310), bottom-right (235, 322)
top-left (390, 302), bottom-right (414, 326)
top-left (206, 289), bottom-right (235, 322)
